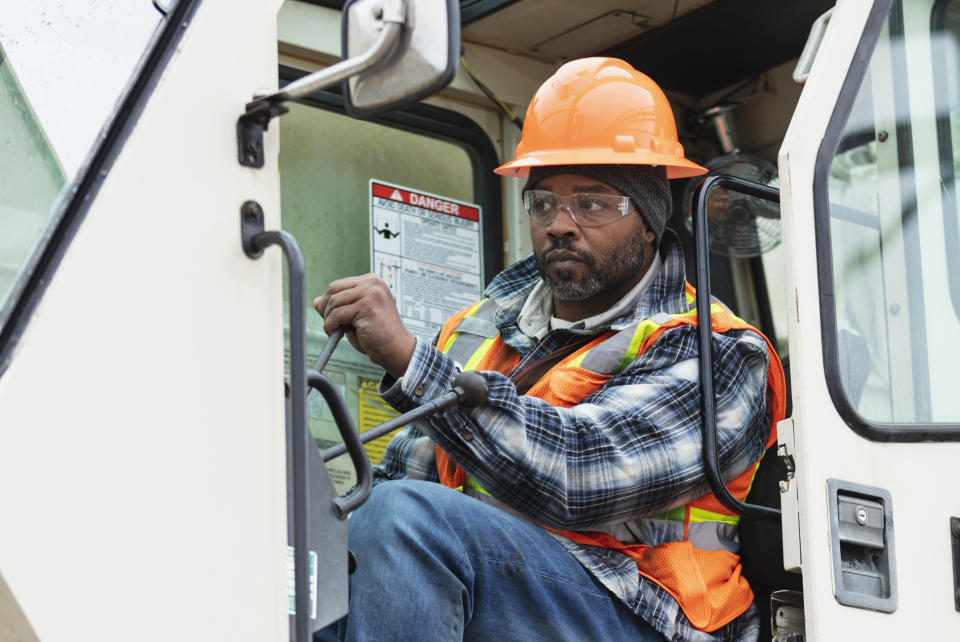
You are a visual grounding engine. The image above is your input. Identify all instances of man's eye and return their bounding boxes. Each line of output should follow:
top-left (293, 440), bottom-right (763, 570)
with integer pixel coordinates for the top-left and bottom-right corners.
top-left (577, 196), bottom-right (609, 212)
top-left (533, 197), bottom-right (554, 213)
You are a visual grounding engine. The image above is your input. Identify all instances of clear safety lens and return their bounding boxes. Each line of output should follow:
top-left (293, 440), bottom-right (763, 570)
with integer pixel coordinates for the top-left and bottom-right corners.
top-left (522, 190), bottom-right (632, 227)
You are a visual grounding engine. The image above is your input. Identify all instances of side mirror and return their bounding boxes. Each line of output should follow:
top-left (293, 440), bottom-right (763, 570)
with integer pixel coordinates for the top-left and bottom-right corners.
top-left (342, 0), bottom-right (460, 118)
top-left (238, 0), bottom-right (459, 167)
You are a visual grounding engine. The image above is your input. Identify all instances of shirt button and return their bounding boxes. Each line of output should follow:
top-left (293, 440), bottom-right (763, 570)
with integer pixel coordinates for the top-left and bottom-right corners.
top-left (413, 386), bottom-right (424, 397)
top-left (462, 432), bottom-right (474, 442)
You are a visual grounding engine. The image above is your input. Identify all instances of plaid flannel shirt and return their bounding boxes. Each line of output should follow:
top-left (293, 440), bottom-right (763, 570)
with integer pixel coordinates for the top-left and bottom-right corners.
top-left (375, 230), bottom-right (769, 642)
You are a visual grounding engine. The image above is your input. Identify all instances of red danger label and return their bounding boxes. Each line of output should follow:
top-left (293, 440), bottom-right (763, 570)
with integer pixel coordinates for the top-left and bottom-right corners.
top-left (372, 182), bottom-right (479, 222)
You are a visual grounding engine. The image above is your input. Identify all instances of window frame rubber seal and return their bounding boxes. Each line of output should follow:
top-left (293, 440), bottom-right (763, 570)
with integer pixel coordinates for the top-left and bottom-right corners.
top-left (813, 0), bottom-right (960, 440)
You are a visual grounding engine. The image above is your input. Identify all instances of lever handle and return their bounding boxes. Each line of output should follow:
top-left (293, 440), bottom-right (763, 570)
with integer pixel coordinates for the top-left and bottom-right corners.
top-left (311, 318), bottom-right (489, 501)
top-left (451, 371), bottom-right (488, 408)
top-left (313, 327), bottom-right (345, 373)
top-left (321, 371), bottom-right (489, 462)
top-left (306, 370), bottom-right (373, 518)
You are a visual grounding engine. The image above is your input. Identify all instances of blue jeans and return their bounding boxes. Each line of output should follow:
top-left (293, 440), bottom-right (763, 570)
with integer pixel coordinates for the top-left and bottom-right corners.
top-left (316, 480), bottom-right (664, 641)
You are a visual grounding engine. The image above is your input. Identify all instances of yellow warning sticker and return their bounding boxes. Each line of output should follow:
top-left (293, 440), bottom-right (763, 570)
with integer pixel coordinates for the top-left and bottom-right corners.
top-left (357, 378), bottom-right (402, 465)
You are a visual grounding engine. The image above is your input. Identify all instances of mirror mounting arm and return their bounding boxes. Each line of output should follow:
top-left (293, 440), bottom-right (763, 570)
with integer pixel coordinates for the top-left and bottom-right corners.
top-left (236, 0), bottom-right (405, 168)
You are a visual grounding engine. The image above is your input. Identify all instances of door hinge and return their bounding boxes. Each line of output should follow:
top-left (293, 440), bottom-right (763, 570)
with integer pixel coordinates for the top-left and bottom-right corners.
top-left (236, 100), bottom-right (289, 168)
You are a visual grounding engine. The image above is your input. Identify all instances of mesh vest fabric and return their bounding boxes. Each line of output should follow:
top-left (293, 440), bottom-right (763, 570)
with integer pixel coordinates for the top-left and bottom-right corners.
top-left (432, 287), bottom-right (785, 632)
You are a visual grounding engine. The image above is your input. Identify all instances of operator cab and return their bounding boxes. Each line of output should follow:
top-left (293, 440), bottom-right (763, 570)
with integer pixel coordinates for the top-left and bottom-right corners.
top-left (276, 1), bottom-right (820, 638)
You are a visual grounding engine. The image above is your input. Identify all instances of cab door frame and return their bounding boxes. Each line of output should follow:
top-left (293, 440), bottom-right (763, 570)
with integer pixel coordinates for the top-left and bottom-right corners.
top-left (779, 0), bottom-right (960, 637)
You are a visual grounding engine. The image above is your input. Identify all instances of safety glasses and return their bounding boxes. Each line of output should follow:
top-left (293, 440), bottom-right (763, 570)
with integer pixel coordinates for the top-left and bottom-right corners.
top-left (522, 190), bottom-right (634, 227)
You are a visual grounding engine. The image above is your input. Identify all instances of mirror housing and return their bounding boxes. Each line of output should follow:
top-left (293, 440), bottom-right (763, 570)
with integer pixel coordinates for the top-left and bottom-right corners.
top-left (342, 0), bottom-right (460, 118)
top-left (237, 0), bottom-right (459, 168)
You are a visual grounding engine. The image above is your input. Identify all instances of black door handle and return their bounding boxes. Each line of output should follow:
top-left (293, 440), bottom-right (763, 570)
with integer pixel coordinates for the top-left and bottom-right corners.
top-left (690, 175), bottom-right (781, 522)
top-left (241, 201), bottom-right (314, 641)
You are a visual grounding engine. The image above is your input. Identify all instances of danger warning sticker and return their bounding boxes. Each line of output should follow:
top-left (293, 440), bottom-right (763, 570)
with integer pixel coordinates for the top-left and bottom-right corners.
top-left (371, 182), bottom-right (480, 221)
top-left (370, 180), bottom-right (484, 342)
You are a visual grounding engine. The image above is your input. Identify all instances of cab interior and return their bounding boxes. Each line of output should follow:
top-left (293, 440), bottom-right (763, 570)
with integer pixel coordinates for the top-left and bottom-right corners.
top-left (275, 1), bottom-right (832, 638)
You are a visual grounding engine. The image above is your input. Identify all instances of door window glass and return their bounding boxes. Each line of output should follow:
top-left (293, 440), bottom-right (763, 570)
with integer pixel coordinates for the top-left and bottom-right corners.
top-left (933, 0), bottom-right (960, 335)
top-left (280, 100), bottom-right (482, 492)
top-left (0, 2), bottom-right (163, 320)
top-left (818, 0), bottom-right (960, 433)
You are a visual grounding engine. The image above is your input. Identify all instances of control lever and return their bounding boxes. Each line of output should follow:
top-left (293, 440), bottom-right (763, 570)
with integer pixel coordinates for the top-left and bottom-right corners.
top-left (321, 370), bottom-right (488, 462)
top-left (312, 327), bottom-right (489, 463)
top-left (313, 326), bottom-right (346, 372)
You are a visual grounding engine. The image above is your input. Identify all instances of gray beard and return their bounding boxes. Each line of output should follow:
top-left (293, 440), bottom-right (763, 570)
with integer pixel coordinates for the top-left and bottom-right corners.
top-left (543, 273), bottom-right (604, 301)
top-left (536, 227), bottom-right (648, 303)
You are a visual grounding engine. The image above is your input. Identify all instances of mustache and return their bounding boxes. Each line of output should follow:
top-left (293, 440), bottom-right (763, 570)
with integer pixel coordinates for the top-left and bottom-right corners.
top-left (534, 240), bottom-right (597, 285)
top-left (540, 239), bottom-right (594, 265)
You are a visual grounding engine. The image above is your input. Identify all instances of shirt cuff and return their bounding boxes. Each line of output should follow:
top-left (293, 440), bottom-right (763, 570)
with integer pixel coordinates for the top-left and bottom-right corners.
top-left (378, 338), bottom-right (458, 413)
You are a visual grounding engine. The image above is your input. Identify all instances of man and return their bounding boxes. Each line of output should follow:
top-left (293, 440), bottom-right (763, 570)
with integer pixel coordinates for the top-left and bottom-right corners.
top-left (314, 58), bottom-right (784, 641)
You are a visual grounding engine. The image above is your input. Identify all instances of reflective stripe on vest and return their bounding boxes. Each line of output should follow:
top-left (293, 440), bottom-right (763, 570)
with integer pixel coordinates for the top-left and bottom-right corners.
top-left (433, 286), bottom-right (786, 632)
top-left (442, 299), bottom-right (500, 370)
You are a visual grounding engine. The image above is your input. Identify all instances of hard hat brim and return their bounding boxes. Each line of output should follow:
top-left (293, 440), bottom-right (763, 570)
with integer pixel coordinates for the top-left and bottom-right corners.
top-left (494, 151), bottom-right (708, 180)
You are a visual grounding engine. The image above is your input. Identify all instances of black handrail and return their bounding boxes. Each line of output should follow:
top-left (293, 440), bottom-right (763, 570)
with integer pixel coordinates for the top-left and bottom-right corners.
top-left (690, 174), bottom-right (782, 522)
top-left (240, 201), bottom-right (312, 641)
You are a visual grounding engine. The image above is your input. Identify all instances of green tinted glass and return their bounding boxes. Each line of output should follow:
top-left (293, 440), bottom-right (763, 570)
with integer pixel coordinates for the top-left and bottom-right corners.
top-left (0, 49), bottom-right (66, 306)
top-left (280, 101), bottom-right (476, 492)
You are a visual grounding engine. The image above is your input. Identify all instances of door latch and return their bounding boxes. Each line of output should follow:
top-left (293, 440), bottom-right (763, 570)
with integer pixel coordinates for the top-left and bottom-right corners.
top-left (827, 479), bottom-right (897, 613)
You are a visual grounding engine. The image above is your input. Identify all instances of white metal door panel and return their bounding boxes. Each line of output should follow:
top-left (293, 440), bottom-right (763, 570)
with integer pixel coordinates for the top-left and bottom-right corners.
top-left (0, 0), bottom-right (289, 640)
top-left (779, 0), bottom-right (960, 638)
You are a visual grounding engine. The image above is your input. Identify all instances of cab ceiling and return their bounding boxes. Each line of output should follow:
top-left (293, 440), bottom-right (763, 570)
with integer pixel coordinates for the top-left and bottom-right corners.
top-left (304, 0), bottom-right (835, 96)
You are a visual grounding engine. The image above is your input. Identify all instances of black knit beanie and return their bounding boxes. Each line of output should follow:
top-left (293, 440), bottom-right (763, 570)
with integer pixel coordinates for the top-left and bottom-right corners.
top-left (523, 164), bottom-right (672, 242)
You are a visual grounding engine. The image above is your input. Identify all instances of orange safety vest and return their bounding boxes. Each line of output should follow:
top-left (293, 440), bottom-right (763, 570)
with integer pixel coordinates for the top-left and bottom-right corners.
top-left (433, 283), bottom-right (786, 633)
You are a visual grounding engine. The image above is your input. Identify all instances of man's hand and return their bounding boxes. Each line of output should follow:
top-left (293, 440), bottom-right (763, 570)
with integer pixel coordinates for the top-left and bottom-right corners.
top-left (313, 274), bottom-right (416, 378)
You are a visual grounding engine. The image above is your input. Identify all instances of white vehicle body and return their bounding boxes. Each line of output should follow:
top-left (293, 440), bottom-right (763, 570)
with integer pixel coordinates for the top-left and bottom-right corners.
top-left (0, 0), bottom-right (957, 640)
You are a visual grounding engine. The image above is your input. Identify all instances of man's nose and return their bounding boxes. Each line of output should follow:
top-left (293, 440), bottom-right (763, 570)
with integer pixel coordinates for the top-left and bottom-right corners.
top-left (546, 204), bottom-right (580, 238)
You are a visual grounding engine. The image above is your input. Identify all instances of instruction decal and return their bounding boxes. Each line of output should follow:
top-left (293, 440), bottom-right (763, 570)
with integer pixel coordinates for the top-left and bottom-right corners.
top-left (286, 547), bottom-right (317, 619)
top-left (370, 180), bottom-right (483, 342)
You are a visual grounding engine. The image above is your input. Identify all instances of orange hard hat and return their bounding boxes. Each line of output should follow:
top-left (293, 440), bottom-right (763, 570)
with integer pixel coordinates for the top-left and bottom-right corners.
top-left (495, 57), bottom-right (707, 179)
